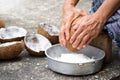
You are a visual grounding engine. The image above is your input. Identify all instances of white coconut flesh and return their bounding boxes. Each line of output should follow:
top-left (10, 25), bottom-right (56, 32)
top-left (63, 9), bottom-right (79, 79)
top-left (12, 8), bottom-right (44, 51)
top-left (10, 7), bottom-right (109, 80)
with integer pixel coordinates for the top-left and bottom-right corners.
top-left (0, 26), bottom-right (27, 39)
top-left (54, 53), bottom-right (95, 63)
top-left (25, 34), bottom-right (52, 53)
top-left (40, 23), bottom-right (59, 36)
top-left (0, 41), bottom-right (19, 47)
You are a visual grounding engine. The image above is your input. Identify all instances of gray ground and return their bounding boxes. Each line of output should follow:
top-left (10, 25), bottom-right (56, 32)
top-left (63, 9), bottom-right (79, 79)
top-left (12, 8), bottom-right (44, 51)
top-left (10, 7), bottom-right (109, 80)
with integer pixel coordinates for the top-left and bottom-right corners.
top-left (0, 0), bottom-right (120, 80)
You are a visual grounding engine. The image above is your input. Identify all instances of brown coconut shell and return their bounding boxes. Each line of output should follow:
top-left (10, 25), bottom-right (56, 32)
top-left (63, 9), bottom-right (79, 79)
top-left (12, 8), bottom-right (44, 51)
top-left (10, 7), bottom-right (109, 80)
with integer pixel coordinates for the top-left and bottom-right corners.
top-left (0, 41), bottom-right (24, 59)
top-left (24, 33), bottom-right (52, 56)
top-left (25, 46), bottom-right (45, 56)
top-left (0, 26), bottom-right (27, 43)
top-left (66, 16), bottom-right (82, 52)
top-left (0, 20), bottom-right (5, 28)
top-left (37, 23), bottom-right (59, 44)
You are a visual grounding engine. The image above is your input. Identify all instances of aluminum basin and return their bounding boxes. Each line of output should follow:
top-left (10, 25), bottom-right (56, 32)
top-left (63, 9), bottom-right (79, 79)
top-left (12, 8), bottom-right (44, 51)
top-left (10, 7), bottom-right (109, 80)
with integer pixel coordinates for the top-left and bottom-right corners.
top-left (45, 44), bottom-right (105, 75)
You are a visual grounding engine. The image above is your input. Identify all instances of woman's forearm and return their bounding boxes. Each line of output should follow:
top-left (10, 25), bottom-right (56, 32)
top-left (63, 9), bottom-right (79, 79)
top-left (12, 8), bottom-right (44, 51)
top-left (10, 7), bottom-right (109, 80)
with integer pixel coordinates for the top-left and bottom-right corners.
top-left (63, 0), bottom-right (79, 9)
top-left (95, 0), bottom-right (120, 21)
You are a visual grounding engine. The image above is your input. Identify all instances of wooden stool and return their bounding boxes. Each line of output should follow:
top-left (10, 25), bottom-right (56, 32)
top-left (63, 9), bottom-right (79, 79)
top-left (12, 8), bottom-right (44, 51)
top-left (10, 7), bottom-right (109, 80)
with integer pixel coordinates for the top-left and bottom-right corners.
top-left (90, 31), bottom-right (112, 63)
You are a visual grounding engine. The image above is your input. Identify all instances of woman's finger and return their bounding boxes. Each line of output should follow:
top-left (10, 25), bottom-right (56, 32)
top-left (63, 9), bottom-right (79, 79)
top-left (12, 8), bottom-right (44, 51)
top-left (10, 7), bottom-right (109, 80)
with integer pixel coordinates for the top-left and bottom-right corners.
top-left (83, 37), bottom-right (94, 48)
top-left (70, 20), bottom-right (86, 44)
top-left (72, 30), bottom-right (87, 48)
top-left (77, 34), bottom-right (90, 50)
top-left (64, 12), bottom-right (75, 40)
top-left (59, 26), bottom-right (66, 46)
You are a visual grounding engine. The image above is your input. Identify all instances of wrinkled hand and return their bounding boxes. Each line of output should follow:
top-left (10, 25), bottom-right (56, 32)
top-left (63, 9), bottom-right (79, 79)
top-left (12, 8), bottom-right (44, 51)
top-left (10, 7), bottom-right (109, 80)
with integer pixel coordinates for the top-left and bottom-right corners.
top-left (59, 7), bottom-right (87, 46)
top-left (70, 14), bottom-right (106, 50)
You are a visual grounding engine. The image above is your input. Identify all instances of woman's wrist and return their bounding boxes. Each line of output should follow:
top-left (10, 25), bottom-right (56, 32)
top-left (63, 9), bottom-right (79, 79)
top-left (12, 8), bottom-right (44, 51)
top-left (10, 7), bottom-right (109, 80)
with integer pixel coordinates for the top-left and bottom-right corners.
top-left (94, 11), bottom-right (107, 24)
top-left (92, 12), bottom-right (107, 30)
top-left (95, 9), bottom-right (109, 23)
top-left (63, 4), bottom-right (75, 11)
top-left (62, 5), bottom-right (75, 15)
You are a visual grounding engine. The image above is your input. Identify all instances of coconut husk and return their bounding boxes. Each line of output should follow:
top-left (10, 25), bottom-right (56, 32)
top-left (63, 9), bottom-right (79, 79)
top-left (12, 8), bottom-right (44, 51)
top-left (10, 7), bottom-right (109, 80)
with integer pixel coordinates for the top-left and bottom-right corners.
top-left (0, 20), bottom-right (5, 28)
top-left (37, 23), bottom-right (59, 44)
top-left (0, 41), bottom-right (24, 59)
top-left (66, 16), bottom-right (82, 52)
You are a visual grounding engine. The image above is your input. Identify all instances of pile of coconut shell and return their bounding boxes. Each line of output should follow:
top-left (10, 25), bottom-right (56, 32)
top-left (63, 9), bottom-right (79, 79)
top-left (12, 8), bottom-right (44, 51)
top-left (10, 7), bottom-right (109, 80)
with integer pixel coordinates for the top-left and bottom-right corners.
top-left (0, 20), bottom-right (28, 60)
top-left (24, 23), bottom-right (59, 56)
top-left (0, 26), bottom-right (27, 59)
top-left (0, 22), bottom-right (57, 59)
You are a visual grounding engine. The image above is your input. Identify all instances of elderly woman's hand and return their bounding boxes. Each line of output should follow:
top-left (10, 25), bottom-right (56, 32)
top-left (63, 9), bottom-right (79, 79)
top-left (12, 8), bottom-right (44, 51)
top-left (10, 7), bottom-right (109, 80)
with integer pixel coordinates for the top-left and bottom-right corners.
top-left (70, 13), bottom-right (107, 50)
top-left (59, 6), bottom-right (87, 46)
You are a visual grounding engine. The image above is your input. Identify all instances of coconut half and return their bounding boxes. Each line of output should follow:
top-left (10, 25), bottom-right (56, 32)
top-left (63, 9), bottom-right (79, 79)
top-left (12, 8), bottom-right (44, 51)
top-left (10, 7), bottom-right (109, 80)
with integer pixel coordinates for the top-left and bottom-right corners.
top-left (37, 23), bottom-right (59, 44)
top-left (0, 20), bottom-right (5, 28)
top-left (24, 33), bottom-right (52, 56)
top-left (0, 41), bottom-right (24, 59)
top-left (0, 26), bottom-right (27, 43)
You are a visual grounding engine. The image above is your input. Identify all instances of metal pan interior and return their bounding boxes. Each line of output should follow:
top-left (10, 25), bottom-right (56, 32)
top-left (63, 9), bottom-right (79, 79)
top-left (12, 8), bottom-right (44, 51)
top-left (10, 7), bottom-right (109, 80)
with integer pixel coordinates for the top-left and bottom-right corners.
top-left (45, 44), bottom-right (105, 64)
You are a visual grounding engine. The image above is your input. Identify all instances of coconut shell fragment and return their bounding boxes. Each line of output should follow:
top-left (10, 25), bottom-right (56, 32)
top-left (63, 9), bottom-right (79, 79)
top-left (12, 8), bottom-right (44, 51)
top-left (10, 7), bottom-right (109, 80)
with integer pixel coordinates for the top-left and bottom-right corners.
top-left (0, 41), bottom-right (24, 59)
top-left (0, 26), bottom-right (27, 43)
top-left (0, 19), bottom-right (5, 28)
top-left (37, 23), bottom-right (59, 44)
top-left (24, 33), bottom-right (52, 56)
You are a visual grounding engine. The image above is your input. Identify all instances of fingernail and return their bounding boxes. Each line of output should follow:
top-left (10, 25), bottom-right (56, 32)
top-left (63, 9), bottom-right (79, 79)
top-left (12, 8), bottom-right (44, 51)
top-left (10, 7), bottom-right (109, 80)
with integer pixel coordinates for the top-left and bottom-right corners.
top-left (82, 45), bottom-right (86, 48)
top-left (63, 41), bottom-right (66, 46)
top-left (63, 43), bottom-right (65, 46)
top-left (72, 45), bottom-right (75, 48)
top-left (60, 41), bottom-right (63, 46)
top-left (66, 36), bottom-right (69, 40)
top-left (60, 40), bottom-right (64, 46)
top-left (61, 43), bottom-right (64, 46)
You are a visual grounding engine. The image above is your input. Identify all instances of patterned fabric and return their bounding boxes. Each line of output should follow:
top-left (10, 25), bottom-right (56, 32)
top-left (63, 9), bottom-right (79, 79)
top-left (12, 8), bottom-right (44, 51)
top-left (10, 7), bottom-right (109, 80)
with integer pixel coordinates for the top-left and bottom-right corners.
top-left (90, 0), bottom-right (120, 47)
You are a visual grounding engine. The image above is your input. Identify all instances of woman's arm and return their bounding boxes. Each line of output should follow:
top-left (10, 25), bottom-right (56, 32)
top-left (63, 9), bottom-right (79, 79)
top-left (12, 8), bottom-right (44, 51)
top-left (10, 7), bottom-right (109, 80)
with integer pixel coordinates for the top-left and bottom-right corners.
top-left (63, 0), bottom-right (79, 8)
top-left (59, 0), bottom-right (87, 46)
top-left (70, 0), bottom-right (120, 50)
top-left (95, 0), bottom-right (120, 22)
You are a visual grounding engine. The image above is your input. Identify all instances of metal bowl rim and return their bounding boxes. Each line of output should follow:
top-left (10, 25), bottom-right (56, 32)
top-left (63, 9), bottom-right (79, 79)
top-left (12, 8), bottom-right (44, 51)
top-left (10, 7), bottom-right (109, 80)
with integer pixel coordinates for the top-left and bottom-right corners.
top-left (45, 44), bottom-right (105, 64)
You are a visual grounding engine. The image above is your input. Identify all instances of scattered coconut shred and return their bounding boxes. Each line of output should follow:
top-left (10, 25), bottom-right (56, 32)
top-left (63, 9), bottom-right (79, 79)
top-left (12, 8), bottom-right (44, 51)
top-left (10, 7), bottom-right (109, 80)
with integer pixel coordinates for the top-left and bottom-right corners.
top-left (54, 53), bottom-right (95, 63)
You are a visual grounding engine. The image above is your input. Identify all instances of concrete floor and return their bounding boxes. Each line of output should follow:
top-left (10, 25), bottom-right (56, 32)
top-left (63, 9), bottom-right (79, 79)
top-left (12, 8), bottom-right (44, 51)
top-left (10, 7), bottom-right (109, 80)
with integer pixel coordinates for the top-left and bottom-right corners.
top-left (0, 0), bottom-right (120, 80)
top-left (0, 0), bottom-right (92, 32)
